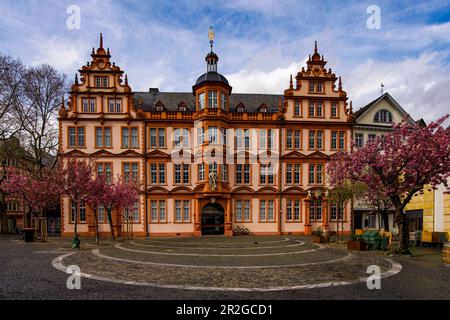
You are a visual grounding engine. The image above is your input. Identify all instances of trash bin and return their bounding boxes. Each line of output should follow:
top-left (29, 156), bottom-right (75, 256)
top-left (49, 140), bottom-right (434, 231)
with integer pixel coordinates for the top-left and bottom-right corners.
top-left (23, 228), bottom-right (35, 242)
top-left (380, 236), bottom-right (388, 250)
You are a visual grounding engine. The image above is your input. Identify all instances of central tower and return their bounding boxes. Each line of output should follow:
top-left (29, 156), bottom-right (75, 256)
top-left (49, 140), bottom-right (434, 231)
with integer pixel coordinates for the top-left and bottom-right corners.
top-left (192, 27), bottom-right (233, 236)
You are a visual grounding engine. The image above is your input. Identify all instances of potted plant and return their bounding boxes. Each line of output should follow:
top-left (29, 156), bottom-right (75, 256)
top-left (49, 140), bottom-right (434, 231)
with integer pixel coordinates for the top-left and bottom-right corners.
top-left (312, 227), bottom-right (329, 243)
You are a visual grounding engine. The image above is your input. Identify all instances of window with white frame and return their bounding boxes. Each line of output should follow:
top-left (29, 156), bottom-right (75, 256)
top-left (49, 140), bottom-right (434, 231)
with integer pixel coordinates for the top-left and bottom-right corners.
top-left (294, 101), bottom-right (301, 116)
top-left (95, 76), bottom-right (109, 88)
top-left (286, 200), bottom-right (301, 222)
top-left (198, 92), bottom-right (205, 109)
top-left (221, 92), bottom-right (227, 109)
top-left (286, 163), bottom-right (301, 184)
top-left (198, 163), bottom-right (205, 181)
top-left (174, 200), bottom-right (190, 222)
top-left (150, 200), bottom-right (166, 223)
top-left (259, 200), bottom-right (275, 222)
top-left (95, 127), bottom-right (112, 148)
top-left (331, 102), bottom-right (338, 117)
top-left (208, 126), bottom-right (218, 144)
top-left (235, 200), bottom-right (251, 222)
top-left (355, 133), bottom-right (364, 148)
top-left (124, 202), bottom-right (139, 222)
top-left (208, 91), bottom-right (218, 108)
top-left (122, 127), bottom-right (139, 148)
top-left (6, 202), bottom-right (19, 211)
top-left (108, 98), bottom-right (121, 113)
top-left (149, 163), bottom-right (165, 184)
top-left (173, 128), bottom-right (189, 148)
top-left (174, 164), bottom-right (189, 184)
top-left (235, 164), bottom-right (251, 184)
top-left (70, 201), bottom-right (86, 223)
top-left (82, 97), bottom-right (96, 113)
top-left (374, 109), bottom-right (393, 123)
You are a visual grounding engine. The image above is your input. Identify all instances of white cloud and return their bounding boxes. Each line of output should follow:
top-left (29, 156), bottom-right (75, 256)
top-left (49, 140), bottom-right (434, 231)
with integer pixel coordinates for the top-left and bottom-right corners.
top-left (225, 61), bottom-right (303, 94)
top-left (29, 36), bottom-right (84, 71)
top-left (344, 52), bottom-right (450, 122)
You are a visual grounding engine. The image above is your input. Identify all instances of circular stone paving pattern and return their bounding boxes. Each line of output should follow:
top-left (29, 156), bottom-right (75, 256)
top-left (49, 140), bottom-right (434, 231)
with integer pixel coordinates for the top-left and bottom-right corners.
top-left (53, 236), bottom-right (402, 291)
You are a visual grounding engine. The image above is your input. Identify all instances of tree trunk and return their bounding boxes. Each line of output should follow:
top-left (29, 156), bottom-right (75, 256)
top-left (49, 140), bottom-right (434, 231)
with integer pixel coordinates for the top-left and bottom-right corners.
top-left (107, 210), bottom-right (115, 240)
top-left (382, 210), bottom-right (390, 231)
top-left (396, 209), bottom-right (409, 253)
top-left (72, 205), bottom-right (80, 249)
top-left (93, 208), bottom-right (99, 245)
top-left (336, 206), bottom-right (340, 244)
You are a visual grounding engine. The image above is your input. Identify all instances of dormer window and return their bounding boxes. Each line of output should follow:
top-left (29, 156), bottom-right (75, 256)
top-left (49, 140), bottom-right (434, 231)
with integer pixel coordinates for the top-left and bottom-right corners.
top-left (178, 102), bottom-right (187, 112)
top-left (155, 101), bottom-right (164, 112)
top-left (236, 103), bottom-right (245, 112)
top-left (374, 109), bottom-right (393, 123)
top-left (95, 76), bottom-right (109, 88)
top-left (259, 103), bottom-right (268, 113)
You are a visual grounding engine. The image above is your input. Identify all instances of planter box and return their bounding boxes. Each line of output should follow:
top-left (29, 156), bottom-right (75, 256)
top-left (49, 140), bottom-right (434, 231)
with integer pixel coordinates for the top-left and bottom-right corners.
top-left (313, 235), bottom-right (329, 243)
top-left (347, 239), bottom-right (367, 251)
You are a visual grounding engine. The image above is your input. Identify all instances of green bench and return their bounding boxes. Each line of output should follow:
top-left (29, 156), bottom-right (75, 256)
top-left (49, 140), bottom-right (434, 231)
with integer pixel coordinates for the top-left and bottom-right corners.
top-left (355, 231), bottom-right (389, 250)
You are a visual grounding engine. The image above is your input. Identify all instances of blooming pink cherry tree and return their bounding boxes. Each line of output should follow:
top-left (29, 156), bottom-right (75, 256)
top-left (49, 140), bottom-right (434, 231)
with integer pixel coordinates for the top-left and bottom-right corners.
top-left (1, 167), bottom-right (62, 222)
top-left (61, 158), bottom-right (95, 248)
top-left (327, 151), bottom-right (364, 241)
top-left (85, 174), bottom-right (108, 244)
top-left (98, 178), bottom-right (139, 240)
top-left (346, 116), bottom-right (450, 252)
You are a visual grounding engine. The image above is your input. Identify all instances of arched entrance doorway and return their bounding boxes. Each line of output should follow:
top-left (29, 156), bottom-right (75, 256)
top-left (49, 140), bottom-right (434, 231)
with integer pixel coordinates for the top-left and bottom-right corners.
top-left (201, 203), bottom-right (224, 235)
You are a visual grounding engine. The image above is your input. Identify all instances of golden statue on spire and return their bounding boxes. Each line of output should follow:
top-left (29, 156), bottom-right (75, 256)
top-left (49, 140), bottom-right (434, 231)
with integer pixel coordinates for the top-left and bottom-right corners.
top-left (208, 26), bottom-right (215, 51)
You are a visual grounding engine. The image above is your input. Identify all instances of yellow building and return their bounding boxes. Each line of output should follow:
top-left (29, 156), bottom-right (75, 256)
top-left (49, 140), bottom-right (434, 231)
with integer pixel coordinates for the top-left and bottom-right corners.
top-left (405, 180), bottom-right (450, 240)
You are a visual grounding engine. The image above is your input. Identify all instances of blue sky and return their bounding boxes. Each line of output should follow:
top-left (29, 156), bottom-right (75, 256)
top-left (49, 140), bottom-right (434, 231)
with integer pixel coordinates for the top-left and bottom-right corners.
top-left (0, 0), bottom-right (449, 121)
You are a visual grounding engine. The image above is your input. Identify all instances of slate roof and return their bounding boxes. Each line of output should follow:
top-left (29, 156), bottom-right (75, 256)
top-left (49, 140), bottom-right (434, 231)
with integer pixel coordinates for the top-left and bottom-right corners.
top-left (134, 90), bottom-right (283, 113)
top-left (195, 71), bottom-right (230, 86)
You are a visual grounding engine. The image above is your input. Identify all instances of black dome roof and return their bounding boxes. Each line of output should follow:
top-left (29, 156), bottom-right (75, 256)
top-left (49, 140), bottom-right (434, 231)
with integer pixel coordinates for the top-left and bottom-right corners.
top-left (195, 71), bottom-right (229, 86)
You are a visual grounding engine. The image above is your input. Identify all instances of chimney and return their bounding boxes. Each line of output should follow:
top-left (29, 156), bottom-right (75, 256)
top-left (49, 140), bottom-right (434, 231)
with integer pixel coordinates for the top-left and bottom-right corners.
top-left (149, 88), bottom-right (159, 95)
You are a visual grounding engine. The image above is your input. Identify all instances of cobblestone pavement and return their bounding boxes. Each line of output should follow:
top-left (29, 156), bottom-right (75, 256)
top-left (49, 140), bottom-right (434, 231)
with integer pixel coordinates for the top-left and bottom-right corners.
top-left (0, 235), bottom-right (449, 299)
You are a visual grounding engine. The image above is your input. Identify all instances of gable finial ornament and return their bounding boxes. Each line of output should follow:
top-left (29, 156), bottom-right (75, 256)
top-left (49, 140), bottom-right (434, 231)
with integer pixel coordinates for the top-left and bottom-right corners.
top-left (289, 74), bottom-right (293, 89)
top-left (380, 83), bottom-right (385, 94)
top-left (208, 25), bottom-right (215, 52)
top-left (99, 33), bottom-right (103, 48)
